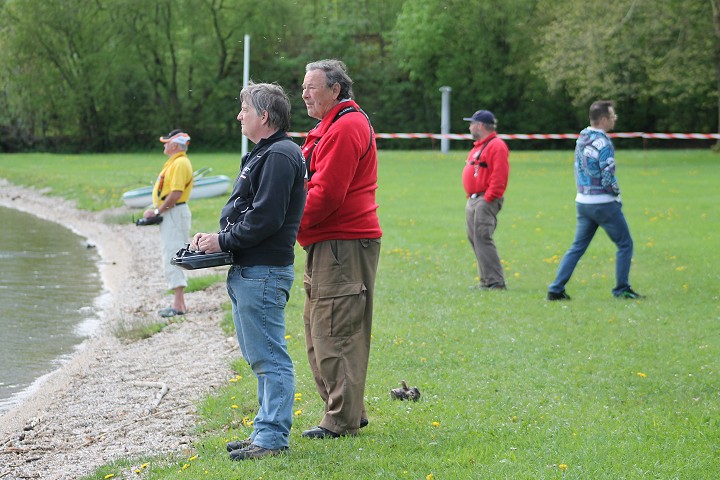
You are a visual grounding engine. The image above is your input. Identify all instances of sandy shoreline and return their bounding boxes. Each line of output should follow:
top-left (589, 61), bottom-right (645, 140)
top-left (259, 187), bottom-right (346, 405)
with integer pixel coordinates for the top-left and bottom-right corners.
top-left (0, 180), bottom-right (236, 479)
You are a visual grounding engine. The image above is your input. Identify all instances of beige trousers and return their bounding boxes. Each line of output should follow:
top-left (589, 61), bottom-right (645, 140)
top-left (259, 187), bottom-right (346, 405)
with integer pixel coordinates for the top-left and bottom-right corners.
top-left (303, 238), bottom-right (381, 435)
top-left (159, 203), bottom-right (191, 290)
top-left (466, 196), bottom-right (505, 287)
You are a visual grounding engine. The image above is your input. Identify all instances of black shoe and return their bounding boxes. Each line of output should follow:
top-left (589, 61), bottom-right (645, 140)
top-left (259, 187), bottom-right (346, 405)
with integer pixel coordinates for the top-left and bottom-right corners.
top-left (229, 443), bottom-right (288, 461)
top-left (547, 291), bottom-right (571, 301)
top-left (301, 426), bottom-right (341, 439)
top-left (226, 437), bottom-right (252, 452)
top-left (616, 288), bottom-right (643, 299)
top-left (472, 283), bottom-right (506, 290)
top-left (360, 418), bottom-right (369, 429)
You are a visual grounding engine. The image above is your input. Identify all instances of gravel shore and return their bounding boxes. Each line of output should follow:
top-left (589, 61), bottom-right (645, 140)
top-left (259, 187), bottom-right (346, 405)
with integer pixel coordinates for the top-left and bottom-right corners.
top-left (0, 181), bottom-right (236, 479)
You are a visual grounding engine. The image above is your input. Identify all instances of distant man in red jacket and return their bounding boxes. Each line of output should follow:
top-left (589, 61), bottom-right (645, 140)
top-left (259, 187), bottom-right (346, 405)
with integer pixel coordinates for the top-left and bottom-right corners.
top-left (462, 109), bottom-right (510, 290)
top-left (298, 59), bottom-right (382, 439)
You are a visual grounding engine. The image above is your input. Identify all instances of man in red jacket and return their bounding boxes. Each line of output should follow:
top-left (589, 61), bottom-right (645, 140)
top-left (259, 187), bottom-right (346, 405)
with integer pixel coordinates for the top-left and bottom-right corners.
top-left (298, 59), bottom-right (382, 439)
top-left (462, 109), bottom-right (510, 290)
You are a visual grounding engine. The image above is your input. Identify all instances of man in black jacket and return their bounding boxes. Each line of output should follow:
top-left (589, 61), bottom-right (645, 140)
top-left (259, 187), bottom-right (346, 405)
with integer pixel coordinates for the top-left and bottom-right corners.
top-left (191, 82), bottom-right (306, 460)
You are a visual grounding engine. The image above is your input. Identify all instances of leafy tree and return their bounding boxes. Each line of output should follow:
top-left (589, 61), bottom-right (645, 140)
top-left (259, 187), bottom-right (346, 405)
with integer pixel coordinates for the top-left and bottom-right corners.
top-left (0, 0), bottom-right (303, 152)
top-left (390, 0), bottom-right (578, 146)
top-left (0, 0), bottom-right (122, 150)
top-left (104, 0), bottom-right (304, 149)
top-left (536, 0), bottom-right (719, 134)
top-left (287, 0), bottom-right (407, 135)
top-left (1, 0), bottom-right (717, 152)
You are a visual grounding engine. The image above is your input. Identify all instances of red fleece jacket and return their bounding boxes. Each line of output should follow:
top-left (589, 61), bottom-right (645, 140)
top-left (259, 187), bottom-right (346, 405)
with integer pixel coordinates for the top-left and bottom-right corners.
top-left (297, 100), bottom-right (382, 247)
top-left (461, 132), bottom-right (510, 202)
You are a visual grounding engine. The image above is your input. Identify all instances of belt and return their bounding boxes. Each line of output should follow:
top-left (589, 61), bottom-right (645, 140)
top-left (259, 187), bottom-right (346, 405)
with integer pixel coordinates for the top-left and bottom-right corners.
top-left (176, 202), bottom-right (186, 205)
top-left (469, 192), bottom-right (485, 199)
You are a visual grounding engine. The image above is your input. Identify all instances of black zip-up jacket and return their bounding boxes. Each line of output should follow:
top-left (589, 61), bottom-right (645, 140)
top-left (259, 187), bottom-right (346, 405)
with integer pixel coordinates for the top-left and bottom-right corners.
top-left (217, 131), bottom-right (306, 266)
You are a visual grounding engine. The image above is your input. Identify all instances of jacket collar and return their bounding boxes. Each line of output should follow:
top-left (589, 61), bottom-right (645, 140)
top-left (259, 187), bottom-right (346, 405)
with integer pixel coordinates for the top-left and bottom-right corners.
top-left (249, 130), bottom-right (288, 155)
top-left (312, 100), bottom-right (357, 135)
top-left (474, 131), bottom-right (497, 147)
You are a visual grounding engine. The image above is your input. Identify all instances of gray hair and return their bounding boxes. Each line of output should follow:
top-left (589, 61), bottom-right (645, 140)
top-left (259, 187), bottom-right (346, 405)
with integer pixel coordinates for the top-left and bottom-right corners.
top-left (239, 82), bottom-right (292, 132)
top-left (305, 59), bottom-right (354, 100)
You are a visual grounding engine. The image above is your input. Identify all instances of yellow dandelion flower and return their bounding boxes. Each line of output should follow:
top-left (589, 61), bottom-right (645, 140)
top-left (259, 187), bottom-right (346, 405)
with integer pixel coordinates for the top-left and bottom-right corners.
top-left (675, 266), bottom-right (686, 271)
top-left (295, 409), bottom-right (303, 416)
top-left (231, 404), bottom-right (239, 409)
top-left (141, 463), bottom-right (149, 469)
top-left (432, 421), bottom-right (440, 427)
top-left (420, 357), bottom-right (427, 362)
top-left (426, 474), bottom-right (434, 480)
top-left (637, 372), bottom-right (647, 378)
top-left (514, 272), bottom-right (520, 278)
top-left (104, 475), bottom-right (115, 479)
top-left (135, 469), bottom-right (141, 474)
top-left (188, 455), bottom-right (198, 461)
top-left (285, 335), bottom-right (291, 340)
top-left (181, 463), bottom-right (190, 470)
top-left (559, 463), bottom-right (568, 471)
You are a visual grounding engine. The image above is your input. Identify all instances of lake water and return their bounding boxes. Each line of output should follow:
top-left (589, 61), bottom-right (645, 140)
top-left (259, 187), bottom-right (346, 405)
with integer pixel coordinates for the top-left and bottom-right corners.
top-left (0, 205), bottom-right (102, 414)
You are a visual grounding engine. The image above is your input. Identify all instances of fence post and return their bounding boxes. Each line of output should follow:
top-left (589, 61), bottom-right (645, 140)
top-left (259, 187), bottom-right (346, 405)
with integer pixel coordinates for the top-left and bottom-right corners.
top-left (439, 86), bottom-right (452, 153)
top-left (241, 34), bottom-right (250, 158)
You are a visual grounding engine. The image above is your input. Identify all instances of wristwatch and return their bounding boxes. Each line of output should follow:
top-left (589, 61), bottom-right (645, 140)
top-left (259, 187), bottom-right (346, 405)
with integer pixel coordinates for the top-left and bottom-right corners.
top-left (154, 208), bottom-right (160, 216)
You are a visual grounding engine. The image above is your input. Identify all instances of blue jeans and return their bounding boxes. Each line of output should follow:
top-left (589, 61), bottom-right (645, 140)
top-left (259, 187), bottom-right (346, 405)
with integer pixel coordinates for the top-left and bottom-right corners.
top-left (226, 264), bottom-right (295, 449)
top-left (549, 201), bottom-right (634, 296)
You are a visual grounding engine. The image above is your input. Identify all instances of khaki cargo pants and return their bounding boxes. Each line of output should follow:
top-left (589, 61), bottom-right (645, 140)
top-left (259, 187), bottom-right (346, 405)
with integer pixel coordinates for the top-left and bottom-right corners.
top-left (303, 238), bottom-right (381, 435)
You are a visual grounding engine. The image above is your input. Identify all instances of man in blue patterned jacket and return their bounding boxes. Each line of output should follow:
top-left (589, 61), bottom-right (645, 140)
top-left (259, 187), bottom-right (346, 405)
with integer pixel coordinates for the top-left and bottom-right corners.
top-left (547, 100), bottom-right (642, 301)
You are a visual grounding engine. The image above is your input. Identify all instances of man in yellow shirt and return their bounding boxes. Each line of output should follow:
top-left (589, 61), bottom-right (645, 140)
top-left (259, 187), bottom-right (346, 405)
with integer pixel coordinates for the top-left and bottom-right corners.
top-left (143, 129), bottom-right (193, 317)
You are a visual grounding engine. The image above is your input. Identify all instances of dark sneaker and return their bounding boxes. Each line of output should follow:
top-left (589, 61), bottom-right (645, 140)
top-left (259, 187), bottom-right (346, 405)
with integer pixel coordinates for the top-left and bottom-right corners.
top-left (547, 291), bottom-right (571, 301)
top-left (158, 307), bottom-right (185, 318)
top-left (484, 283), bottom-right (507, 290)
top-left (226, 437), bottom-right (252, 452)
top-left (301, 426), bottom-right (341, 439)
top-left (616, 288), bottom-right (643, 299)
top-left (229, 443), bottom-right (288, 461)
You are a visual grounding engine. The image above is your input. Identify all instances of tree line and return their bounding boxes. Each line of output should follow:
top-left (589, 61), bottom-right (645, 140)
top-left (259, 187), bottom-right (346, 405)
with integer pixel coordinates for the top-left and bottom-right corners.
top-left (0, 0), bottom-right (718, 153)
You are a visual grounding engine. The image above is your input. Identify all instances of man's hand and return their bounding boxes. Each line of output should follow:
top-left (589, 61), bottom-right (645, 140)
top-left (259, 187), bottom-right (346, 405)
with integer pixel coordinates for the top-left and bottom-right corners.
top-left (192, 232), bottom-right (221, 253)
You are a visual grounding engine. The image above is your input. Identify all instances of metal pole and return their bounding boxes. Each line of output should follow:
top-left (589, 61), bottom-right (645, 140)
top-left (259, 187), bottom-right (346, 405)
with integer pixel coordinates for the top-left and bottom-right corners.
top-left (439, 86), bottom-right (452, 153)
top-left (241, 34), bottom-right (250, 157)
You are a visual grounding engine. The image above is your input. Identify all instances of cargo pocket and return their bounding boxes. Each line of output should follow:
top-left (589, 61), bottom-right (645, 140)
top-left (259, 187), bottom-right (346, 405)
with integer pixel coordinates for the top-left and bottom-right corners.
top-left (311, 282), bottom-right (367, 338)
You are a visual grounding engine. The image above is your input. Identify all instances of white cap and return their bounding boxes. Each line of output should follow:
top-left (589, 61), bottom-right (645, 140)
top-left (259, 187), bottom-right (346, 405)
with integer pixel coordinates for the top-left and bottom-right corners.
top-left (159, 129), bottom-right (191, 145)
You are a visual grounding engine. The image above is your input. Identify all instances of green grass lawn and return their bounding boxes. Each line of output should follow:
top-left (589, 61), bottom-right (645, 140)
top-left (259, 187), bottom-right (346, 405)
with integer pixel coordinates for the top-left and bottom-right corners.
top-left (1, 149), bottom-right (719, 479)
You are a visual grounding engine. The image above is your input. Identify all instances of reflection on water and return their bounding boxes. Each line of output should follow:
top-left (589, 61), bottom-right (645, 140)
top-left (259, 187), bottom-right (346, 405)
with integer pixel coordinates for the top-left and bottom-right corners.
top-left (0, 205), bottom-right (102, 414)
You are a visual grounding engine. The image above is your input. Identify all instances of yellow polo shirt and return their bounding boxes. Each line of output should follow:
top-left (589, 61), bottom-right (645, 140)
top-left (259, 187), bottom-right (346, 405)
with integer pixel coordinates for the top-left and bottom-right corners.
top-left (152, 152), bottom-right (193, 207)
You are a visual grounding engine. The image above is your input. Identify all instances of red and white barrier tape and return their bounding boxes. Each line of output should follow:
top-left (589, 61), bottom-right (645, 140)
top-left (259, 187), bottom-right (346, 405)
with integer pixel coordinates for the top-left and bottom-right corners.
top-left (287, 131), bottom-right (720, 141)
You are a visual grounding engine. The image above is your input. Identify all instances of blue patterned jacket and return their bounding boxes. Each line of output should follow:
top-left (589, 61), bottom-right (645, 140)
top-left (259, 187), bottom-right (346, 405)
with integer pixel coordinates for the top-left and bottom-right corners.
top-left (574, 127), bottom-right (620, 196)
